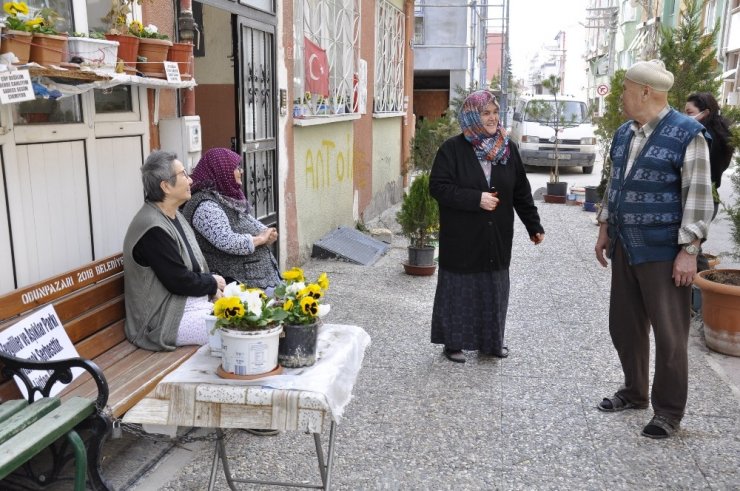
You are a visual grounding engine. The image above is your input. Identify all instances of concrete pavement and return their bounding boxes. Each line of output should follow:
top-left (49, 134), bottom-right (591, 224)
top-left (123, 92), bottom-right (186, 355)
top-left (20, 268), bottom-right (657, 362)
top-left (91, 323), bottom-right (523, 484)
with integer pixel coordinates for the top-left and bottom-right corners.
top-left (81, 189), bottom-right (740, 491)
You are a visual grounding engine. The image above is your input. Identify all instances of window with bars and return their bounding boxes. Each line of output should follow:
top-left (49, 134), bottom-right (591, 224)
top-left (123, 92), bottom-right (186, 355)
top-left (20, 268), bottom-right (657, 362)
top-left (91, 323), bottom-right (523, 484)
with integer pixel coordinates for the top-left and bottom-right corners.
top-left (293, 0), bottom-right (360, 117)
top-left (374, 0), bottom-right (404, 113)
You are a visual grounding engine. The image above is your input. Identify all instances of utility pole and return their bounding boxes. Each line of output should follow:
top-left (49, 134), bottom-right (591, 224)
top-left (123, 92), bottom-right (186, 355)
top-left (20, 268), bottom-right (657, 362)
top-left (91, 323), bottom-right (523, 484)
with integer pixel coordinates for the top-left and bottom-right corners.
top-left (557, 30), bottom-right (566, 95)
top-left (501, 0), bottom-right (509, 126)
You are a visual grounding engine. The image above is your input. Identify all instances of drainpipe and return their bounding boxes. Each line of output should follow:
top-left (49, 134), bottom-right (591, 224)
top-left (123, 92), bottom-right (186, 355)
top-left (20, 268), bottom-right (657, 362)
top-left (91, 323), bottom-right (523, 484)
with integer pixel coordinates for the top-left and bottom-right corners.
top-left (179, 0), bottom-right (197, 116)
top-left (402, 0), bottom-right (415, 187)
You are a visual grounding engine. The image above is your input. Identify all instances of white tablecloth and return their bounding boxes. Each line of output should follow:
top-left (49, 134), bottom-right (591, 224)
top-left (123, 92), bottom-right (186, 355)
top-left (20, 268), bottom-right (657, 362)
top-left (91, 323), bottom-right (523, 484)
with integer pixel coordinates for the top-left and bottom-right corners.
top-left (123, 324), bottom-right (370, 432)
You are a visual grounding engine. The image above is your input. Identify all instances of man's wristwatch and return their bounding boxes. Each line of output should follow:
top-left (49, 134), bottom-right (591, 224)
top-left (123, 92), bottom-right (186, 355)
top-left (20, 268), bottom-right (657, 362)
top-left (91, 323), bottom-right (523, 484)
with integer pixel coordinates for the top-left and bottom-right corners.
top-left (683, 244), bottom-right (700, 255)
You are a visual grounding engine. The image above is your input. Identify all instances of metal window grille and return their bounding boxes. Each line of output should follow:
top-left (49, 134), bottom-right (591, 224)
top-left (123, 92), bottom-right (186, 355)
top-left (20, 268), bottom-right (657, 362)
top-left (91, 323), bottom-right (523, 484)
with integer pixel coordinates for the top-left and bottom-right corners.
top-left (293, 0), bottom-right (360, 117)
top-left (374, 0), bottom-right (405, 113)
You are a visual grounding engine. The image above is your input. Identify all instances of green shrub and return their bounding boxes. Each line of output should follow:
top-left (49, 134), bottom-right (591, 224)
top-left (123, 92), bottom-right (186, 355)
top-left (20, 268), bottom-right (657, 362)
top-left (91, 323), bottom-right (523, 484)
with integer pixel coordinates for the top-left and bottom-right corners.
top-left (396, 173), bottom-right (439, 248)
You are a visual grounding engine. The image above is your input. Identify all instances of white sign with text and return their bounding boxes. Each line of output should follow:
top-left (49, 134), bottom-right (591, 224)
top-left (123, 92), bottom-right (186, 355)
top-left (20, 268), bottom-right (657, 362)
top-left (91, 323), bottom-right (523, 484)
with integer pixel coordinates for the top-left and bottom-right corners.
top-left (164, 61), bottom-right (182, 83)
top-left (0, 305), bottom-right (82, 398)
top-left (0, 70), bottom-right (35, 104)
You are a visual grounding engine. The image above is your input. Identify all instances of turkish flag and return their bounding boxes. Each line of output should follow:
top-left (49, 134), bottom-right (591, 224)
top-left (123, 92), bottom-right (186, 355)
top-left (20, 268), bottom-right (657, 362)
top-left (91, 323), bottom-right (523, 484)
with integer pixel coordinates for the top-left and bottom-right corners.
top-left (304, 37), bottom-right (330, 98)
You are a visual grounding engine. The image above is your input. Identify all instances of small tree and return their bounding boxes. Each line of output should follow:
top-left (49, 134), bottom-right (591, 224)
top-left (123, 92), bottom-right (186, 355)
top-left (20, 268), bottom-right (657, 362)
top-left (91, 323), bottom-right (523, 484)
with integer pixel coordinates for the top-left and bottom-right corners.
top-left (405, 116), bottom-right (458, 175)
top-left (398, 113), bottom-right (455, 250)
top-left (593, 69), bottom-right (626, 199)
top-left (659, 0), bottom-right (720, 109)
top-left (396, 173), bottom-right (439, 248)
top-left (525, 76), bottom-right (578, 183)
top-left (722, 126), bottom-right (740, 256)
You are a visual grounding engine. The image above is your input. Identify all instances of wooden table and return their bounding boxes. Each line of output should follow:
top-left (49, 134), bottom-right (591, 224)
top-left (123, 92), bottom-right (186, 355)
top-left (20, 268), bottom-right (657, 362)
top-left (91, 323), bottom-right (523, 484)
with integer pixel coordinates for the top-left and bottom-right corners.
top-left (123, 324), bottom-right (370, 490)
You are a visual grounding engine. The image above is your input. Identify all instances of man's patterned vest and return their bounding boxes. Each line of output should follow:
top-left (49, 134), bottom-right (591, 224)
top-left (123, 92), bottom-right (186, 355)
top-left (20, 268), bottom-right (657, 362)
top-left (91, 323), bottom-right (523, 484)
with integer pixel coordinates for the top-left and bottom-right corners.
top-left (607, 109), bottom-right (705, 265)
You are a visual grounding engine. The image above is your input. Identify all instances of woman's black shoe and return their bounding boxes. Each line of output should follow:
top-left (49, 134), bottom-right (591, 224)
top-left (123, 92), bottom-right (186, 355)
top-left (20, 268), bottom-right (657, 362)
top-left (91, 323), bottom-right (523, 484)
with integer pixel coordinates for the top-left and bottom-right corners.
top-left (443, 348), bottom-right (466, 363)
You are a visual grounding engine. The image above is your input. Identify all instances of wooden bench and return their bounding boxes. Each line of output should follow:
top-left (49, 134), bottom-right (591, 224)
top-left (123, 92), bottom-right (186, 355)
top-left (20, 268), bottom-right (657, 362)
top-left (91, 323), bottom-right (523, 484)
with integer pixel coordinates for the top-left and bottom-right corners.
top-left (0, 253), bottom-right (200, 489)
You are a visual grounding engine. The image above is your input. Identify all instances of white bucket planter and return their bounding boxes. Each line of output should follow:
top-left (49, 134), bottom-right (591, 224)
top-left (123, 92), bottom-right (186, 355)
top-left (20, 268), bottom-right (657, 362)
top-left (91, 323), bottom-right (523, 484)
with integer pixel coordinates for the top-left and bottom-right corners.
top-left (204, 314), bottom-right (221, 357)
top-left (67, 37), bottom-right (119, 73)
top-left (220, 325), bottom-right (282, 376)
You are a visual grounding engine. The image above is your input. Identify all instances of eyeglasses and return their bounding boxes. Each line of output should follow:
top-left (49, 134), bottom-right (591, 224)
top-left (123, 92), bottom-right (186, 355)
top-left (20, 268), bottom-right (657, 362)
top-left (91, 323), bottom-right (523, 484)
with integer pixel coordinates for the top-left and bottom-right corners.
top-left (171, 169), bottom-right (190, 180)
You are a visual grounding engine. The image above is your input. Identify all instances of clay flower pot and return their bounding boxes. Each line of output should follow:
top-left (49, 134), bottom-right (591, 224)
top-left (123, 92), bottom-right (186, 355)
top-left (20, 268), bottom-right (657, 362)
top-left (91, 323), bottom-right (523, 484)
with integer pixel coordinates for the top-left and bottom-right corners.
top-left (137, 38), bottom-right (173, 78)
top-left (694, 269), bottom-right (740, 357)
top-left (0, 29), bottom-right (33, 64)
top-left (29, 33), bottom-right (68, 66)
top-left (105, 33), bottom-right (139, 69)
top-left (167, 42), bottom-right (193, 79)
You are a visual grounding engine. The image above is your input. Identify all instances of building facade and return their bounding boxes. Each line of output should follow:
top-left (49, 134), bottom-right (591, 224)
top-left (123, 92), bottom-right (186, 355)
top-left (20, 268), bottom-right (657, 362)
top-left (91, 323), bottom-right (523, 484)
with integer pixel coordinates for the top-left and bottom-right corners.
top-left (0, 0), bottom-right (413, 295)
top-left (412, 0), bottom-right (488, 121)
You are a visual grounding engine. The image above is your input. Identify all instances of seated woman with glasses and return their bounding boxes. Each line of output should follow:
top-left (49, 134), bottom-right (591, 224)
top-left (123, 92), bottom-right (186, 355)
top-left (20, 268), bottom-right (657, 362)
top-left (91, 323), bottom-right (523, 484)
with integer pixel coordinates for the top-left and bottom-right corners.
top-left (123, 150), bottom-right (225, 351)
top-left (182, 148), bottom-right (281, 293)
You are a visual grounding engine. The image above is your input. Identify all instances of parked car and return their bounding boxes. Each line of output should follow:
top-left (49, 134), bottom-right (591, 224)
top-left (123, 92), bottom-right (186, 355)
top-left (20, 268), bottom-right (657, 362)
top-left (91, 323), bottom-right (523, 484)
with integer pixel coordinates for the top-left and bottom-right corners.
top-left (509, 94), bottom-right (597, 174)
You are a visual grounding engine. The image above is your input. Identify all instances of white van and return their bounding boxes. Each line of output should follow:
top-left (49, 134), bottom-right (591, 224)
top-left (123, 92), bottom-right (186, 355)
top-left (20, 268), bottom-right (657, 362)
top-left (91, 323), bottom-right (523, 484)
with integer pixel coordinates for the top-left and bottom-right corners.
top-left (509, 95), bottom-right (597, 174)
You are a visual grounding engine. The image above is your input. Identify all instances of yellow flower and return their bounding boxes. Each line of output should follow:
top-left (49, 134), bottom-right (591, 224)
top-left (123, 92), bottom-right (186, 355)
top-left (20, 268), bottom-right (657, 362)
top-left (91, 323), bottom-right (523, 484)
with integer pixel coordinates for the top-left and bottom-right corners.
top-left (24, 17), bottom-right (43, 27)
top-left (213, 297), bottom-right (245, 320)
top-left (300, 296), bottom-right (318, 317)
top-left (4, 2), bottom-right (29, 16)
top-left (246, 287), bottom-right (267, 299)
top-left (317, 272), bottom-right (329, 291)
top-left (299, 283), bottom-right (322, 300)
top-left (129, 20), bottom-right (143, 34)
top-left (283, 299), bottom-right (294, 311)
top-left (282, 267), bottom-right (305, 283)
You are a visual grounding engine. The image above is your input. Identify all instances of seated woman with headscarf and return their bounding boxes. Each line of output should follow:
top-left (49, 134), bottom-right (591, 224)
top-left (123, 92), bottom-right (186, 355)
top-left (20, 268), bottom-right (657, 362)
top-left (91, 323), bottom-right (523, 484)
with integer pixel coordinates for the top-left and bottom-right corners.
top-left (123, 150), bottom-right (226, 351)
top-left (182, 148), bottom-right (281, 292)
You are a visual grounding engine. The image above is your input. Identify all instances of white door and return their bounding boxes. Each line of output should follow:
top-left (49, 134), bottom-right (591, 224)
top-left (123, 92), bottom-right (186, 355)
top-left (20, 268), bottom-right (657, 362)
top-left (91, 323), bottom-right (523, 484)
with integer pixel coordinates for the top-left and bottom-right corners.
top-left (0, 111), bottom-right (15, 294)
top-left (89, 135), bottom-right (146, 258)
top-left (5, 141), bottom-right (92, 287)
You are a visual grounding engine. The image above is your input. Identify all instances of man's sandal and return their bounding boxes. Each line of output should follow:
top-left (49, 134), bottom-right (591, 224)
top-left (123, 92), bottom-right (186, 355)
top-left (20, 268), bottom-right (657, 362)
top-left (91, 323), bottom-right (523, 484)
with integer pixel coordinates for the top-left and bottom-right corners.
top-left (597, 394), bottom-right (646, 412)
top-left (641, 415), bottom-right (679, 439)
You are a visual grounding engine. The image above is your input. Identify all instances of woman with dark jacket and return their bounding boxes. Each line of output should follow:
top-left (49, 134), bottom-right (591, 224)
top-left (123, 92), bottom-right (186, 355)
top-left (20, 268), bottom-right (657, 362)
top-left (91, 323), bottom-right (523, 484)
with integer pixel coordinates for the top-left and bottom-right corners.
top-left (429, 90), bottom-right (545, 363)
top-left (684, 92), bottom-right (735, 211)
top-left (684, 92), bottom-right (736, 271)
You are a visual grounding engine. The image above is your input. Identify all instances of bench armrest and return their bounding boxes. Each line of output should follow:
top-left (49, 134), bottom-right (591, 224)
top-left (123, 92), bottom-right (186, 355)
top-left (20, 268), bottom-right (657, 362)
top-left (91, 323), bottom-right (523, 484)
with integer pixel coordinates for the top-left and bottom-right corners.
top-left (0, 353), bottom-right (109, 412)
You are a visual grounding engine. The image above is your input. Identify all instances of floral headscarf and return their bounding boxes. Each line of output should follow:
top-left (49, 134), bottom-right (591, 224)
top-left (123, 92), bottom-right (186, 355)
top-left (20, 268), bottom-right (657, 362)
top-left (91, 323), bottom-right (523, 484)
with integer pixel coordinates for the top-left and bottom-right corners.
top-left (458, 90), bottom-right (510, 165)
top-left (190, 148), bottom-right (250, 213)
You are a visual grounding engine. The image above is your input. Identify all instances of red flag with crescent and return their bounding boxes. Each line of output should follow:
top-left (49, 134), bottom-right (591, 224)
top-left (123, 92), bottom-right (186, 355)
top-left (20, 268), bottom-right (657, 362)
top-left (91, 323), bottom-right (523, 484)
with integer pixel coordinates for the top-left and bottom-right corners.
top-left (304, 37), bottom-right (330, 97)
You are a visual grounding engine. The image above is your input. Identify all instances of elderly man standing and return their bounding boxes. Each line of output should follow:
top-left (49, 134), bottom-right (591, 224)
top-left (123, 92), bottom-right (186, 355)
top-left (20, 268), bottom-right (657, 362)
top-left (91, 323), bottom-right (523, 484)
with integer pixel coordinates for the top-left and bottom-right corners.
top-left (594, 59), bottom-right (714, 439)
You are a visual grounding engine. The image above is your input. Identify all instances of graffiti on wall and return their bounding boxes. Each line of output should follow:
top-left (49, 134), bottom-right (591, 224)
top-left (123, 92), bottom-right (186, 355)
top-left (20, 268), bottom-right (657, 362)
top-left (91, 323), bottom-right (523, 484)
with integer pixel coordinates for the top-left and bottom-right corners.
top-left (304, 133), bottom-right (353, 190)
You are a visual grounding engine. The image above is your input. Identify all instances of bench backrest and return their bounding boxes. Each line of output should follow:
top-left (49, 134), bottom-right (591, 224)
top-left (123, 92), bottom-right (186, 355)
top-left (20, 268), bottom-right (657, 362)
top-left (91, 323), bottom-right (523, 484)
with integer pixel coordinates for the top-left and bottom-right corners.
top-left (0, 254), bottom-right (125, 402)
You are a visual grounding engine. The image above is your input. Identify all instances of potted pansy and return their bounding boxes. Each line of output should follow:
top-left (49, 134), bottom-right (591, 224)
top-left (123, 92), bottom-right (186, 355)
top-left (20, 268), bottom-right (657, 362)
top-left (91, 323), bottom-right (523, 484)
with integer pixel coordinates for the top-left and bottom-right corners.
top-left (211, 282), bottom-right (288, 377)
top-left (26, 7), bottom-right (69, 66)
top-left (0, 2), bottom-right (36, 64)
top-left (102, 0), bottom-right (142, 69)
top-left (273, 267), bottom-right (331, 367)
top-left (130, 20), bottom-right (172, 78)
